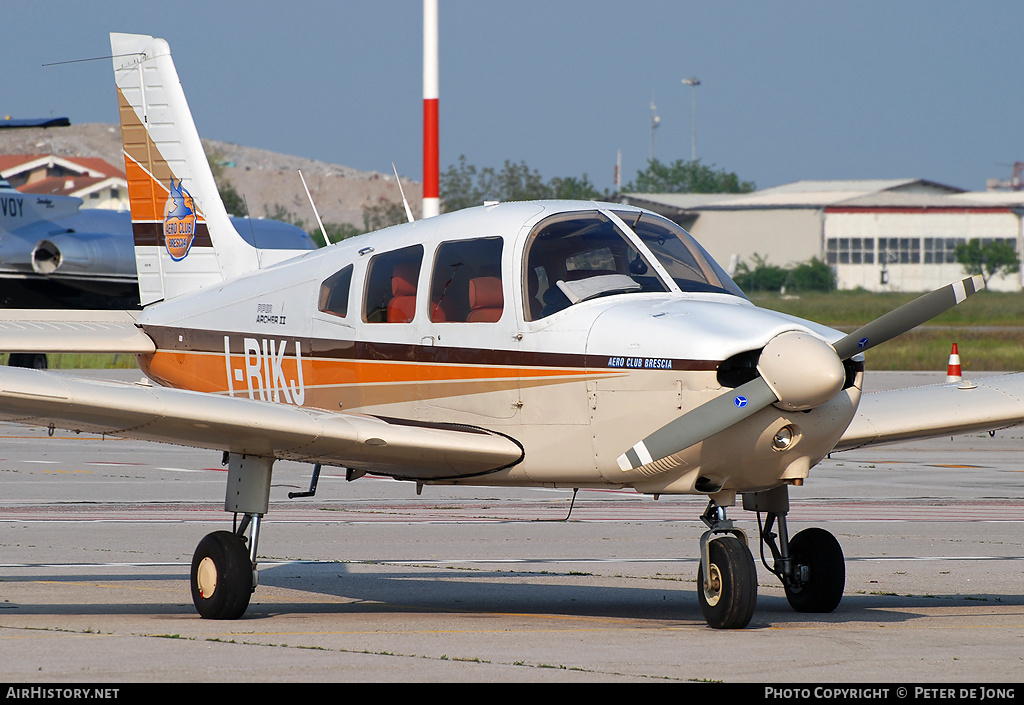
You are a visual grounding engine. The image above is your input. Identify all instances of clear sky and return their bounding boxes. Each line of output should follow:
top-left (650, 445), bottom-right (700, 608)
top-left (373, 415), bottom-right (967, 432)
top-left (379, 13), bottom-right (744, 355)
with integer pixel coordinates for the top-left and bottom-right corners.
top-left (6, 1), bottom-right (1024, 194)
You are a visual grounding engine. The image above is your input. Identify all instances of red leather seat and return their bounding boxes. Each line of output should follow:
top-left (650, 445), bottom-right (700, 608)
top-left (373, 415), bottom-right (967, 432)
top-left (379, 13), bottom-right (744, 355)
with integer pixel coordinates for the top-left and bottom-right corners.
top-left (466, 276), bottom-right (503, 322)
top-left (387, 261), bottom-right (419, 323)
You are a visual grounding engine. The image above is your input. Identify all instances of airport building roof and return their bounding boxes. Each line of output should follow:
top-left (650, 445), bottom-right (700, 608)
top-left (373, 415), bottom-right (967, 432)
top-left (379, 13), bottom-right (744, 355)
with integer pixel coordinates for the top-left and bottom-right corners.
top-left (621, 178), bottom-right (1024, 214)
top-left (0, 154), bottom-right (128, 208)
top-left (0, 154), bottom-right (125, 185)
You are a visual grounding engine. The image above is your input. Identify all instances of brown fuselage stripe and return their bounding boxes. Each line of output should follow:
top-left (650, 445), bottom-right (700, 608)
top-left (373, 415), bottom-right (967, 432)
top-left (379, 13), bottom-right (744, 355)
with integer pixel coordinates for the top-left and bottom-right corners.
top-left (140, 325), bottom-right (721, 372)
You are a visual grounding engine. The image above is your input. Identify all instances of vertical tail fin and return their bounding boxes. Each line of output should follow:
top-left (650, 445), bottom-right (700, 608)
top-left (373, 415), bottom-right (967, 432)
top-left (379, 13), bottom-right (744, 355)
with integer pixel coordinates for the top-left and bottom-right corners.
top-left (111, 33), bottom-right (261, 305)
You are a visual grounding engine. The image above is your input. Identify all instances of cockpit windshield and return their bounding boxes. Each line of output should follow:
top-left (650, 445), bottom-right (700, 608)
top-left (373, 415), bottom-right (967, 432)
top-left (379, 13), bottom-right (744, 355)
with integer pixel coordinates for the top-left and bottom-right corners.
top-left (612, 210), bottom-right (747, 299)
top-left (523, 211), bottom-right (667, 320)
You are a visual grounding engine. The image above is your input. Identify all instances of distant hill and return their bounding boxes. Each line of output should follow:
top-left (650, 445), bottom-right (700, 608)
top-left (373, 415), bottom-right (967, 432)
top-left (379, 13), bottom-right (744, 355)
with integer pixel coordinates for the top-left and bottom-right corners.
top-left (0, 123), bottom-right (422, 230)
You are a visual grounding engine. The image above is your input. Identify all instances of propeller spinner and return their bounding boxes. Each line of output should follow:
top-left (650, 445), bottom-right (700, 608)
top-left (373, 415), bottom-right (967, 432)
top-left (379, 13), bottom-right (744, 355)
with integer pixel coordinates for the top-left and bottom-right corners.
top-left (616, 275), bottom-right (985, 474)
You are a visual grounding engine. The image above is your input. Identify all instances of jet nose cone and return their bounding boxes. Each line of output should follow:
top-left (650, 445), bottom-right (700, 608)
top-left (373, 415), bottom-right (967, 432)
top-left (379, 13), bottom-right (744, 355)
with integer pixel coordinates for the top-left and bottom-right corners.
top-left (757, 331), bottom-right (846, 411)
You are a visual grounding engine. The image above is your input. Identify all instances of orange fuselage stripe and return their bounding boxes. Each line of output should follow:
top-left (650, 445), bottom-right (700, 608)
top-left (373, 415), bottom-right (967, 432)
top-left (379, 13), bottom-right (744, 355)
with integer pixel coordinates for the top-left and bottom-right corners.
top-left (143, 349), bottom-right (618, 398)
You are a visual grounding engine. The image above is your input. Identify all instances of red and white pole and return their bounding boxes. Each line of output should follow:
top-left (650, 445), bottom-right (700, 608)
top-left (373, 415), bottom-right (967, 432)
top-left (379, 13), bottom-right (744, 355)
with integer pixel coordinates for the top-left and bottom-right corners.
top-left (423, 0), bottom-right (440, 218)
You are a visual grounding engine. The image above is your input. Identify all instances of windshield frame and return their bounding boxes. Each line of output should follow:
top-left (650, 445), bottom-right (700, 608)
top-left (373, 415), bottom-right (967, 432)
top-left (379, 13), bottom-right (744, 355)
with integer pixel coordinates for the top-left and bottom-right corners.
top-left (609, 209), bottom-right (748, 300)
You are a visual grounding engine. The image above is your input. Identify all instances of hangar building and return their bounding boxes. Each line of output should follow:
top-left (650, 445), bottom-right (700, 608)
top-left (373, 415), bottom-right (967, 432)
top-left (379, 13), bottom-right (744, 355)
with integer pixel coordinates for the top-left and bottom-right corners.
top-left (621, 179), bottom-right (1024, 292)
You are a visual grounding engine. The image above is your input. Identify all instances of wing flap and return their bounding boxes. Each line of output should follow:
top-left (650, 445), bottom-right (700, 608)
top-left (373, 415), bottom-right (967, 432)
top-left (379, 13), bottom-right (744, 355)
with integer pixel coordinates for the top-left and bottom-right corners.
top-left (0, 368), bottom-right (522, 480)
top-left (835, 372), bottom-right (1024, 451)
top-left (0, 310), bottom-right (155, 354)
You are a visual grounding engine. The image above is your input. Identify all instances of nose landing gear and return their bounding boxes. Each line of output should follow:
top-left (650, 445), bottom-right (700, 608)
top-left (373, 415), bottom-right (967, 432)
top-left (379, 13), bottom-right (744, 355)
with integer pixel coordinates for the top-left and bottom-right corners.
top-left (697, 501), bottom-right (757, 629)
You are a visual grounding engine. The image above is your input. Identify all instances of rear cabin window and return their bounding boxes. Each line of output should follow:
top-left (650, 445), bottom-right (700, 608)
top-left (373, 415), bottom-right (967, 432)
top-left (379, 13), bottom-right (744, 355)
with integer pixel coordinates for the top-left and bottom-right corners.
top-left (429, 237), bottom-right (504, 322)
top-left (364, 245), bottom-right (424, 323)
top-left (317, 265), bottom-right (353, 317)
top-left (523, 211), bottom-right (666, 320)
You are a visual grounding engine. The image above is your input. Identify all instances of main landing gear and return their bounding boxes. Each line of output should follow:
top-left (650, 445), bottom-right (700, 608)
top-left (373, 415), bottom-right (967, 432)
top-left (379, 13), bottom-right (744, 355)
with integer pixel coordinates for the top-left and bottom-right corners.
top-left (191, 522), bottom-right (257, 619)
top-left (190, 453), bottom-right (273, 620)
top-left (746, 485), bottom-right (845, 614)
top-left (697, 485), bottom-right (845, 629)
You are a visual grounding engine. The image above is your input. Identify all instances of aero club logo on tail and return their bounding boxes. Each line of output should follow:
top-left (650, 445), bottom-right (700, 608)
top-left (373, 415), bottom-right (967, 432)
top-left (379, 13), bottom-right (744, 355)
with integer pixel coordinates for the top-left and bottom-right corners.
top-left (163, 178), bottom-right (197, 261)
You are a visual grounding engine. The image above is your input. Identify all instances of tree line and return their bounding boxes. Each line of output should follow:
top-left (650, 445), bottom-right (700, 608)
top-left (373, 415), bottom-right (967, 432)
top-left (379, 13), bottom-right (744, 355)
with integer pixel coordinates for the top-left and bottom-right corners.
top-left (439, 156), bottom-right (754, 212)
top-left (210, 149), bottom-right (755, 246)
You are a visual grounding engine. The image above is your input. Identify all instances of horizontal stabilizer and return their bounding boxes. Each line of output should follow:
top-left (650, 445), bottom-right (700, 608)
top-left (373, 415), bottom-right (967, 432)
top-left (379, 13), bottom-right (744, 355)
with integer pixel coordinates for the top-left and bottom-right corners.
top-left (0, 310), bottom-right (154, 354)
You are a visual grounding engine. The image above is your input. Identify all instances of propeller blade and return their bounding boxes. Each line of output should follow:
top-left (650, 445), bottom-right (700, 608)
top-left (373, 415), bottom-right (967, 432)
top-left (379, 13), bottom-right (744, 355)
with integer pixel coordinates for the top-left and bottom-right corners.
top-left (832, 275), bottom-right (984, 360)
top-left (616, 376), bottom-right (778, 472)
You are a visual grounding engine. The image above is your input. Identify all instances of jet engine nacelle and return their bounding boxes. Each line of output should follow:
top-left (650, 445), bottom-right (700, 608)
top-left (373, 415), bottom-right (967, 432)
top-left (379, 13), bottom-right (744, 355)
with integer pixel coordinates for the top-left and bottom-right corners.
top-left (32, 232), bottom-right (136, 279)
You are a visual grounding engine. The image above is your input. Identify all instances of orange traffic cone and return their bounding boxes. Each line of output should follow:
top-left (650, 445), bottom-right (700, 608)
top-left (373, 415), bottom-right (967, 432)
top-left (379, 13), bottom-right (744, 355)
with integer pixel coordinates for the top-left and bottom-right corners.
top-left (946, 343), bottom-right (962, 383)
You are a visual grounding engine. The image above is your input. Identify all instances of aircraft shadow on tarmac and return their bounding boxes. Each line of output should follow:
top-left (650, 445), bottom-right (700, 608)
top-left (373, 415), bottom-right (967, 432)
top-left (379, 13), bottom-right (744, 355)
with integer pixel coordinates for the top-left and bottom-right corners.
top-left (255, 562), bottom-right (1024, 627)
top-left (5, 561), bottom-right (1021, 628)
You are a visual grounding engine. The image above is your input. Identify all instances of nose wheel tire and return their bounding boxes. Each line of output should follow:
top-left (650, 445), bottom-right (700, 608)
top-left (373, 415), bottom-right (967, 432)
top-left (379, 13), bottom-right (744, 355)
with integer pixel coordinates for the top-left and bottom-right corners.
top-left (784, 527), bottom-right (845, 613)
top-left (191, 531), bottom-right (253, 620)
top-left (697, 535), bottom-right (758, 629)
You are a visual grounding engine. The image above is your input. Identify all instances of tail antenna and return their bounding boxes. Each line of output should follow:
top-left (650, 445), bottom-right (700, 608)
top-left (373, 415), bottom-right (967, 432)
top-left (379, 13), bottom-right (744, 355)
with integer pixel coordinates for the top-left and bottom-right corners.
top-left (392, 163), bottom-right (415, 223)
top-left (298, 170), bottom-right (332, 245)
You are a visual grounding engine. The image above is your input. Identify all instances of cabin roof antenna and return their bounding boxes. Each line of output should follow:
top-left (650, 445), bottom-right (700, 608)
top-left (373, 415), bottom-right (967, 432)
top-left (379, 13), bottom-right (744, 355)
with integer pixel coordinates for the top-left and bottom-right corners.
top-left (298, 170), bottom-right (331, 245)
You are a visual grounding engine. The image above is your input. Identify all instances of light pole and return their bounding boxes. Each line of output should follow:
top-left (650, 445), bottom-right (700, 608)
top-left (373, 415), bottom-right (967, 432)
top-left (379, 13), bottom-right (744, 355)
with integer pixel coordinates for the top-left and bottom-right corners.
top-left (649, 99), bottom-right (660, 162)
top-left (682, 77), bottom-right (700, 161)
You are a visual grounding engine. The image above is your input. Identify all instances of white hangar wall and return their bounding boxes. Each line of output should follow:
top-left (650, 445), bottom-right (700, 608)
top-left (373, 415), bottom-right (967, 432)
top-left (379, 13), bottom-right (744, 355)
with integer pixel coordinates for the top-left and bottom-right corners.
top-left (686, 208), bottom-right (823, 272)
top-left (824, 208), bottom-right (1022, 292)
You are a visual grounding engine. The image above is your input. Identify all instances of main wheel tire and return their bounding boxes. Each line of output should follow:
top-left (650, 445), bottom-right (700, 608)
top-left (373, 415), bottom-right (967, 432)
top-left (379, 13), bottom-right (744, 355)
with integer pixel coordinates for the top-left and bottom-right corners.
top-left (696, 535), bottom-right (758, 629)
top-left (190, 531), bottom-right (253, 620)
top-left (784, 527), bottom-right (845, 613)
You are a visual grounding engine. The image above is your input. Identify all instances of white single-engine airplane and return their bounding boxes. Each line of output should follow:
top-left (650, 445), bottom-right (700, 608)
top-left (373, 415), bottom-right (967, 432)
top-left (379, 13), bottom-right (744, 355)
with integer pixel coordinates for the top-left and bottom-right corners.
top-left (2, 33), bottom-right (1023, 630)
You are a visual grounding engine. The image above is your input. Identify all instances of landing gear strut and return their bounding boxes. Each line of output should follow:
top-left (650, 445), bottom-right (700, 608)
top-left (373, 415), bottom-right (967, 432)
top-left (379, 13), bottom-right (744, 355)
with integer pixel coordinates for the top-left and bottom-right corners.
top-left (746, 486), bottom-right (845, 614)
top-left (190, 453), bottom-right (273, 620)
top-left (696, 501), bottom-right (758, 629)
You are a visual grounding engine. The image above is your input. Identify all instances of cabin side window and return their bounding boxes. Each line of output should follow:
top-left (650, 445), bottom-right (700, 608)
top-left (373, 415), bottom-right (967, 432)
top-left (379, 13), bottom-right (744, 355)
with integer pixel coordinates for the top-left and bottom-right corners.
top-left (317, 265), bottom-right (353, 318)
top-left (363, 245), bottom-right (424, 323)
top-left (429, 237), bottom-right (504, 322)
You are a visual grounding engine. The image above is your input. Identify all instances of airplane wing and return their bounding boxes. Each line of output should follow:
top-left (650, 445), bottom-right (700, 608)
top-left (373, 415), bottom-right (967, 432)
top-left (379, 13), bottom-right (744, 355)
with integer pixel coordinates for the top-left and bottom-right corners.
top-left (0, 366), bottom-right (523, 481)
top-left (0, 310), bottom-right (155, 354)
top-left (834, 372), bottom-right (1024, 451)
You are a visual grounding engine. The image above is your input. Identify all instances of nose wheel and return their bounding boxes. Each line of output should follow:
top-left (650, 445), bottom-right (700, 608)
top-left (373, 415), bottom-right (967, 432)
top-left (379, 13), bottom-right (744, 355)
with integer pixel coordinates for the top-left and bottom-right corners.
top-left (697, 534), bottom-right (758, 629)
top-left (696, 501), bottom-right (758, 629)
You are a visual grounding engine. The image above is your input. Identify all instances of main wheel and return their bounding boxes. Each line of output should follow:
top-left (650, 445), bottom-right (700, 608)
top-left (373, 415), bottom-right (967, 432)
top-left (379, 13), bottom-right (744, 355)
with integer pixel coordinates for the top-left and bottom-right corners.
top-left (784, 527), bottom-right (845, 613)
top-left (190, 531), bottom-right (253, 620)
top-left (696, 535), bottom-right (758, 629)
